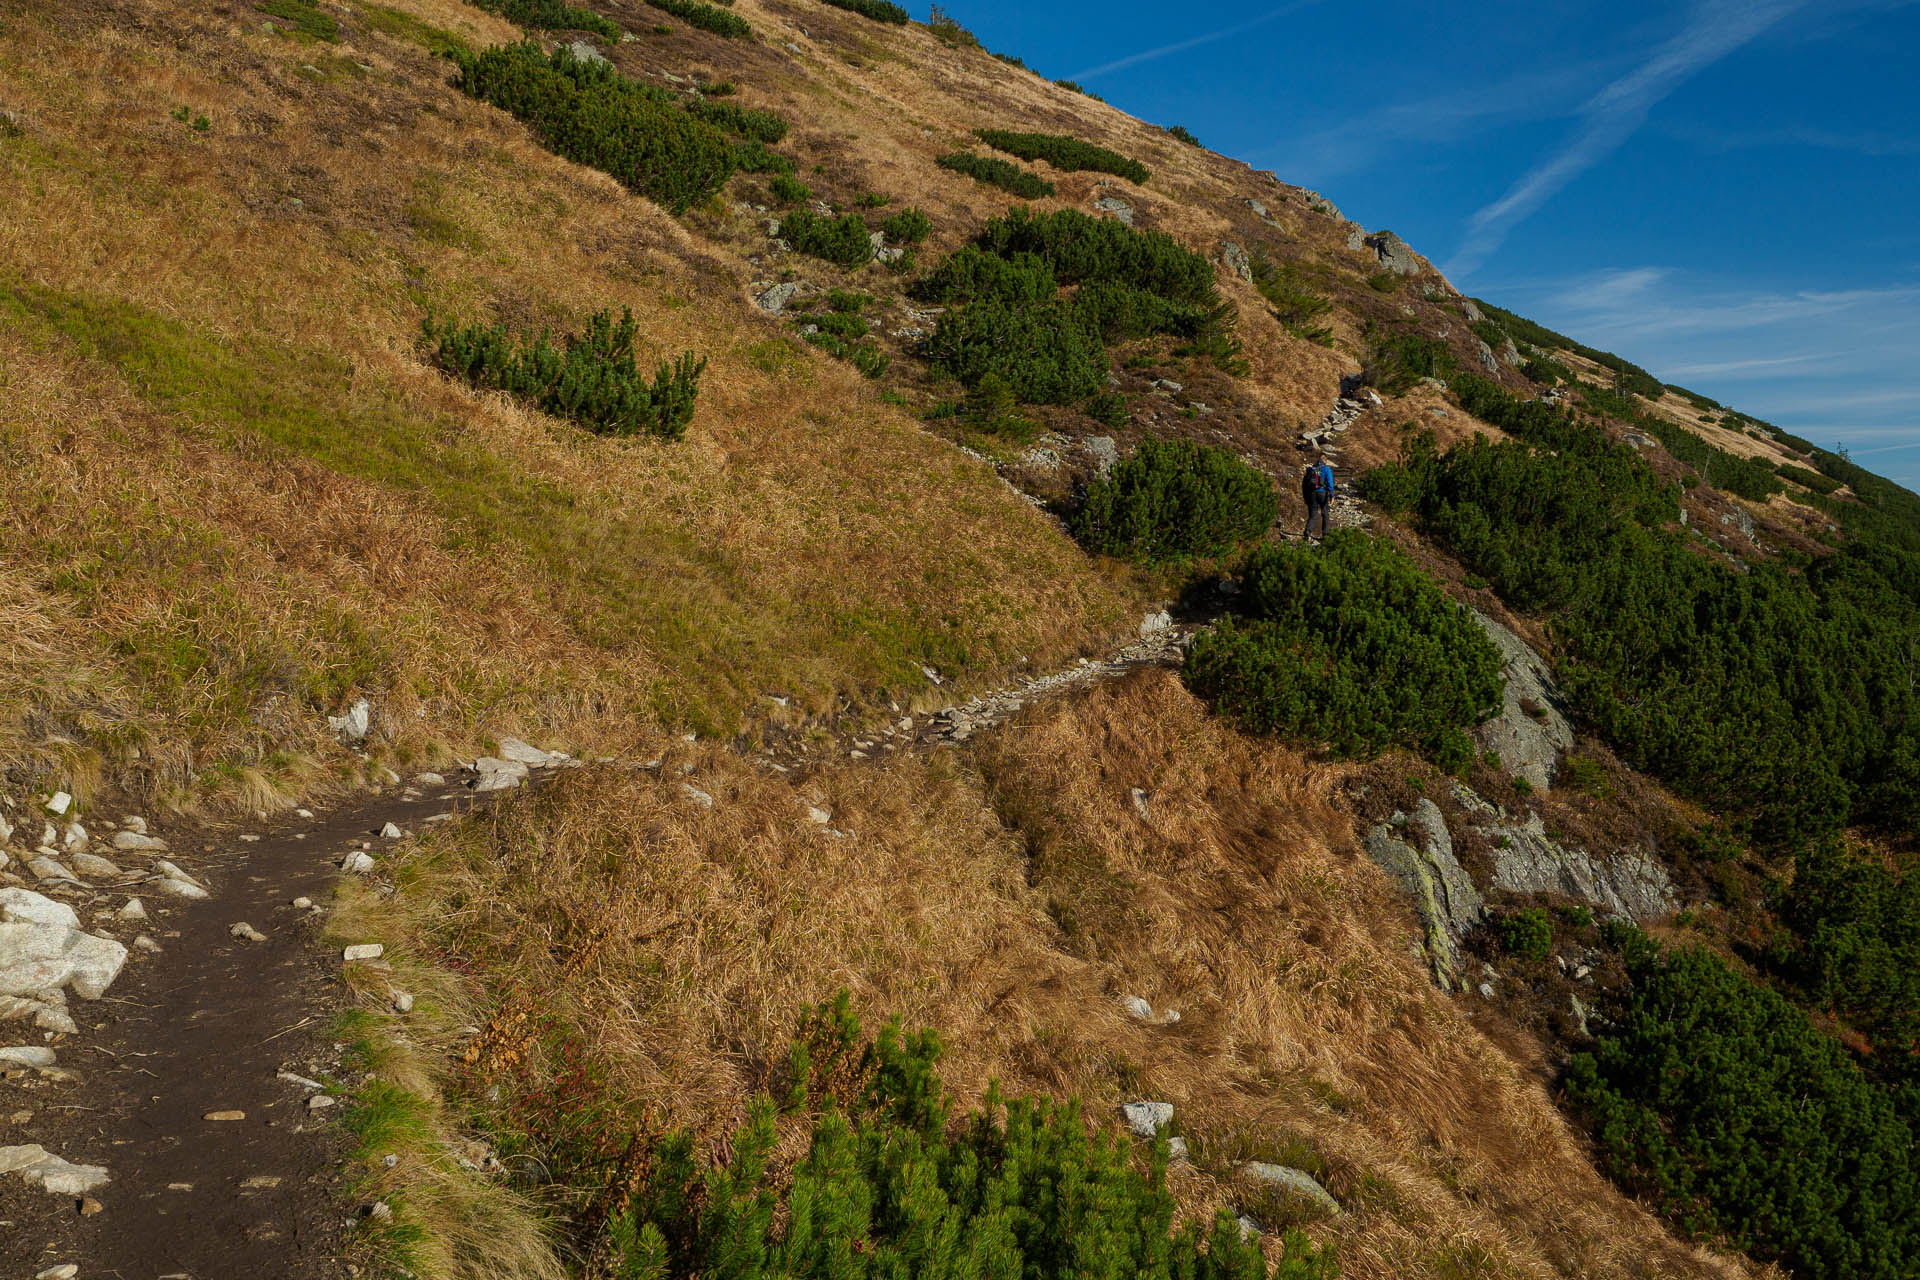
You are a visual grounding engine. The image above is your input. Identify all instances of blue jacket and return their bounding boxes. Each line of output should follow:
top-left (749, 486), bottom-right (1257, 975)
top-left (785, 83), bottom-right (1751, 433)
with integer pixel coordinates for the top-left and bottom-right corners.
top-left (1303, 462), bottom-right (1334, 501)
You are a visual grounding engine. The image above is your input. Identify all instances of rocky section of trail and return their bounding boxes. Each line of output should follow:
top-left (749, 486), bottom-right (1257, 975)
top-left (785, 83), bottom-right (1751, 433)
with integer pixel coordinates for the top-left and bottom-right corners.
top-left (745, 610), bottom-right (1196, 773)
top-left (0, 771), bottom-right (496, 1280)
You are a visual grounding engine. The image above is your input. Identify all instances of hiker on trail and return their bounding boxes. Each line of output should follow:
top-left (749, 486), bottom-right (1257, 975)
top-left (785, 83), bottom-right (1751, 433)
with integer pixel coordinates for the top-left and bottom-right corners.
top-left (1301, 456), bottom-right (1334, 541)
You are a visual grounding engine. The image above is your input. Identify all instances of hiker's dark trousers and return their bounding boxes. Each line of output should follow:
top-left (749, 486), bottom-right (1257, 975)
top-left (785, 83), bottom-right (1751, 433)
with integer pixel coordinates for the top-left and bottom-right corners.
top-left (1304, 495), bottom-right (1330, 539)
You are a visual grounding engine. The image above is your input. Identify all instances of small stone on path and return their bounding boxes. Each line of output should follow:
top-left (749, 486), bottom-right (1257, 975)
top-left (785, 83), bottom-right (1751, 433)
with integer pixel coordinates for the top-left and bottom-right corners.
top-left (416, 772), bottom-right (445, 786)
top-left (241, 1174), bottom-right (282, 1189)
top-left (343, 943), bottom-right (383, 962)
top-left (79, 1194), bottom-right (103, 1215)
top-left (229, 922), bottom-right (268, 943)
top-left (37, 1265), bottom-right (79, 1280)
top-left (203, 1110), bottom-right (246, 1121)
top-left (118, 899), bottom-right (147, 921)
top-left (307, 1094), bottom-right (336, 1111)
top-left (380, 822), bottom-right (403, 839)
top-left (291, 897), bottom-right (313, 910)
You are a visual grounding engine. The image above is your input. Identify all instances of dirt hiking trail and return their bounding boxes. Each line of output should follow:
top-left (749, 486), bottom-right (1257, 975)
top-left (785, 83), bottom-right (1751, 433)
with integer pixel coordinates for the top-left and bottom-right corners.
top-left (2, 782), bottom-right (471, 1280)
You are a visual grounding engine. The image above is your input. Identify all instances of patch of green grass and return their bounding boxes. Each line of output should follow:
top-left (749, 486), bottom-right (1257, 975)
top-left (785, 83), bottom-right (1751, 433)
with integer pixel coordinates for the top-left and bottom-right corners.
top-left (256, 0), bottom-right (340, 41)
top-left (358, 3), bottom-right (469, 55)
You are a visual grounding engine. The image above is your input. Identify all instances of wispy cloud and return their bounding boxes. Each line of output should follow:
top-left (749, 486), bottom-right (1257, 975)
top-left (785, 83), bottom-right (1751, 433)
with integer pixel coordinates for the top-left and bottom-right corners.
top-left (1664, 120), bottom-right (1920, 157)
top-left (1067, 1), bottom-right (1327, 81)
top-left (1250, 57), bottom-right (1614, 188)
top-left (1446, 0), bottom-right (1812, 279)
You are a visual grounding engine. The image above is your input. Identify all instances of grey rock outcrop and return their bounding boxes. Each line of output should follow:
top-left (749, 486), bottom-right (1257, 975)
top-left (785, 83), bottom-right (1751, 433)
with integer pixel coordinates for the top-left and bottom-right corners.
top-left (566, 39), bottom-right (609, 66)
top-left (1364, 230), bottom-right (1420, 275)
top-left (1471, 611), bottom-right (1573, 790)
top-left (1241, 1162), bottom-right (1341, 1218)
top-left (1362, 799), bottom-right (1484, 989)
top-left (1485, 808), bottom-right (1675, 923)
top-left (1219, 240), bottom-right (1252, 282)
top-left (1093, 194), bottom-right (1135, 226)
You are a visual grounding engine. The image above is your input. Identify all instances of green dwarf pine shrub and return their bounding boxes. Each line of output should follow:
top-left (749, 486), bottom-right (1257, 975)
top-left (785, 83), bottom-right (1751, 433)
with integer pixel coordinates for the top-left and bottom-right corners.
top-left (643, 0), bottom-right (750, 36)
top-left (778, 209), bottom-right (876, 268)
top-left (1249, 255), bottom-right (1332, 346)
top-left (612, 996), bottom-right (1340, 1280)
top-left (449, 41), bottom-right (735, 214)
top-left (425, 307), bottom-right (704, 438)
top-left (975, 128), bottom-right (1149, 184)
top-left (1069, 438), bottom-right (1276, 563)
top-left (1165, 124), bottom-right (1201, 146)
top-left (732, 143), bottom-right (793, 175)
top-left (1185, 532), bottom-right (1505, 758)
top-left (1568, 936), bottom-right (1919, 1280)
top-left (926, 4), bottom-right (980, 48)
top-left (919, 207), bottom-right (1225, 404)
top-left (690, 99), bottom-right (788, 143)
top-left (475, 0), bottom-right (620, 38)
top-left (935, 151), bottom-right (1055, 199)
top-left (769, 174), bottom-right (811, 205)
top-left (820, 0), bottom-right (910, 23)
top-left (914, 245), bottom-right (1057, 306)
top-left (878, 206), bottom-right (931, 245)
top-left (1495, 908), bottom-right (1553, 961)
top-left (924, 297), bottom-right (1104, 404)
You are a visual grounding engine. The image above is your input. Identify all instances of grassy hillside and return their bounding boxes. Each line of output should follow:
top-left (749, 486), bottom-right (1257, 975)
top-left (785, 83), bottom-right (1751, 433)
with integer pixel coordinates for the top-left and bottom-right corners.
top-left (6, 1), bottom-right (1914, 1279)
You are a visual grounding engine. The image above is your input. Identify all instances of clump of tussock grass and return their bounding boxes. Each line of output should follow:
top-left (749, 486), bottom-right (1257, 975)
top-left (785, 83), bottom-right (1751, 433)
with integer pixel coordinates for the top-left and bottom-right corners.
top-left (326, 882), bottom-right (570, 1280)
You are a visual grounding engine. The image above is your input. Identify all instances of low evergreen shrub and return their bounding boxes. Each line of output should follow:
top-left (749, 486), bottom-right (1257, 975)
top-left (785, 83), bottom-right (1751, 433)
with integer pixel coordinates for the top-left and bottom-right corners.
top-left (644, 0), bottom-right (751, 36)
top-left (914, 246), bottom-right (1057, 306)
top-left (977, 207), bottom-right (1213, 306)
top-left (1184, 533), bottom-right (1505, 759)
top-left (1249, 255), bottom-right (1332, 346)
top-left (1086, 391), bottom-right (1128, 428)
top-left (974, 128), bottom-right (1150, 184)
top-left (1069, 438), bottom-right (1276, 563)
top-left (612, 996), bottom-right (1340, 1280)
top-left (935, 151), bottom-right (1054, 199)
top-left (797, 291), bottom-right (889, 378)
top-left (1495, 908), bottom-right (1553, 960)
top-left (820, 0), bottom-right (909, 22)
top-left (1165, 124), bottom-right (1201, 146)
top-left (1777, 462), bottom-right (1844, 494)
top-left (1568, 937), bottom-right (1919, 1279)
top-left (778, 209), bottom-right (876, 267)
top-left (925, 297), bottom-right (1104, 403)
top-left (475, 0), bottom-right (620, 38)
top-left (425, 306), bottom-right (704, 438)
top-left (926, 4), bottom-right (980, 48)
top-left (878, 206), bottom-right (931, 244)
top-left (732, 142), bottom-right (793, 174)
top-left (919, 208), bottom-right (1226, 405)
top-left (1769, 840), bottom-right (1920, 1066)
top-left (768, 173), bottom-right (811, 204)
top-left (690, 98), bottom-right (788, 143)
top-left (449, 41), bottom-right (735, 214)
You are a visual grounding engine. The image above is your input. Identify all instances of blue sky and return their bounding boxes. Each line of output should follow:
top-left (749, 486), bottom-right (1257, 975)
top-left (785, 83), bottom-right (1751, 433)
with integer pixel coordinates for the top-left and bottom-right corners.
top-left (940, 1), bottom-right (1920, 487)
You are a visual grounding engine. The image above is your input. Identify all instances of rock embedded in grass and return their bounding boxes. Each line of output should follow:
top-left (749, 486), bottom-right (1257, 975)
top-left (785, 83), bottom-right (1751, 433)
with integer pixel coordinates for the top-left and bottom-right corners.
top-left (1120, 1100), bottom-right (1173, 1137)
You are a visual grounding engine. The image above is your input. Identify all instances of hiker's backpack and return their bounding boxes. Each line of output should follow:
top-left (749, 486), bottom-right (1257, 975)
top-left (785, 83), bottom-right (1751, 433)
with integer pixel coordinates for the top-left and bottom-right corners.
top-left (1309, 465), bottom-right (1332, 499)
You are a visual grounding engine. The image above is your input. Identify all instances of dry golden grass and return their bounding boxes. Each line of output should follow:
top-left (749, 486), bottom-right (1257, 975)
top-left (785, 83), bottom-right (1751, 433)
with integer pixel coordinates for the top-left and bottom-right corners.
top-left (0, 0), bottom-right (1138, 807)
top-left (362, 670), bottom-right (1761, 1280)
